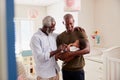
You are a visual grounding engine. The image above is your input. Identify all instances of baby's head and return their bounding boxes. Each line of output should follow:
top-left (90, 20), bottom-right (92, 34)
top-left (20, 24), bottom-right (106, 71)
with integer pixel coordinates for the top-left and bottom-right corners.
top-left (70, 39), bottom-right (86, 50)
top-left (73, 40), bottom-right (80, 48)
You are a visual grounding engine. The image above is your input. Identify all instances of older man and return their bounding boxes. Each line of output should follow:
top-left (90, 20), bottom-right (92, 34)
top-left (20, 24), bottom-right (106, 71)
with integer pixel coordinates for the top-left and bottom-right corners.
top-left (30, 16), bottom-right (61, 80)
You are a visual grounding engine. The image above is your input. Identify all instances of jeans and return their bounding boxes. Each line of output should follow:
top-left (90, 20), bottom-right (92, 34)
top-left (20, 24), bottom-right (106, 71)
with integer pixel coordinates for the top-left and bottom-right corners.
top-left (62, 69), bottom-right (84, 80)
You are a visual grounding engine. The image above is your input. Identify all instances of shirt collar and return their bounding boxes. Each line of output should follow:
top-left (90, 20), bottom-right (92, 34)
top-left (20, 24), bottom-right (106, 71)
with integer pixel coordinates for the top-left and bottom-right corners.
top-left (38, 28), bottom-right (52, 36)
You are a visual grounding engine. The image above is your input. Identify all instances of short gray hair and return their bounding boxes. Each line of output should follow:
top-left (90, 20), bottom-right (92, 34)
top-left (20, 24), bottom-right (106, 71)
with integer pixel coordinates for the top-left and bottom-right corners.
top-left (42, 16), bottom-right (56, 27)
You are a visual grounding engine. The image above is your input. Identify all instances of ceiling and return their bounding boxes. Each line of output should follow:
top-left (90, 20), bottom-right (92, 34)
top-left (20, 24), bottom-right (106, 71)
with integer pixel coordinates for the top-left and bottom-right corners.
top-left (14, 0), bottom-right (61, 6)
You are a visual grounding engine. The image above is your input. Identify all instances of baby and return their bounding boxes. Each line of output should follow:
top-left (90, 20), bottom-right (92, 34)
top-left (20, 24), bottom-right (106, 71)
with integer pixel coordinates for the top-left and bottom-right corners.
top-left (55, 39), bottom-right (81, 62)
top-left (67, 40), bottom-right (80, 52)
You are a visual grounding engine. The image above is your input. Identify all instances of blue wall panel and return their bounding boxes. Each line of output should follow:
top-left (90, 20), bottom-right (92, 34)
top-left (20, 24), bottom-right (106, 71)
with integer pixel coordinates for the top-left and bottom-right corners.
top-left (6, 0), bottom-right (17, 79)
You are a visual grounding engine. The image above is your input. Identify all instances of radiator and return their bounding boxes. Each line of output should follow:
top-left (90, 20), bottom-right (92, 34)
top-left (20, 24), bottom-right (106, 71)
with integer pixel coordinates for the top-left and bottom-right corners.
top-left (103, 46), bottom-right (120, 80)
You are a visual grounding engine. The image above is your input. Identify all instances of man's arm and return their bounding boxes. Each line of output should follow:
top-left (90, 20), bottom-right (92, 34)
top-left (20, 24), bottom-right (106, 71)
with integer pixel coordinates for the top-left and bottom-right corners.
top-left (73, 26), bottom-right (90, 56)
top-left (70, 39), bottom-right (90, 56)
top-left (50, 49), bottom-right (61, 57)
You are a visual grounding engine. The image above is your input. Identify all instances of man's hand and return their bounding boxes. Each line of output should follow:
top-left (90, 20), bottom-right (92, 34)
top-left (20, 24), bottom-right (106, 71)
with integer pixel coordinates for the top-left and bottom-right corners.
top-left (56, 51), bottom-right (75, 62)
top-left (55, 44), bottom-right (76, 62)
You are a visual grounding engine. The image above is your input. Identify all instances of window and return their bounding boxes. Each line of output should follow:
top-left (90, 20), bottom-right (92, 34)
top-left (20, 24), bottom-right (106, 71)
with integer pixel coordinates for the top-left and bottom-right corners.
top-left (14, 19), bottom-right (34, 54)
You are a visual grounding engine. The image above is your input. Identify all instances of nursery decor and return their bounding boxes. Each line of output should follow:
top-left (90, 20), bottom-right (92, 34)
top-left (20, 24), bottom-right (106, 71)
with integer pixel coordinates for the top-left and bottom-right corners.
top-left (91, 30), bottom-right (101, 46)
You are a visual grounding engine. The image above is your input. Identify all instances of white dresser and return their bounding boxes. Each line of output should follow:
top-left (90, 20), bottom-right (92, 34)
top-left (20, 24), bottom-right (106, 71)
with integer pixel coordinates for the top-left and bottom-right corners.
top-left (84, 46), bottom-right (120, 80)
top-left (84, 55), bottom-right (103, 80)
top-left (84, 47), bottom-right (105, 80)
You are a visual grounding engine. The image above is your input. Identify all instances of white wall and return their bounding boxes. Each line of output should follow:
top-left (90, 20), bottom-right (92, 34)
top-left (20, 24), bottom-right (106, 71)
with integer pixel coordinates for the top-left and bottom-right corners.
top-left (78, 0), bottom-right (95, 47)
top-left (15, 5), bottom-right (47, 31)
top-left (78, 0), bottom-right (120, 48)
top-left (0, 0), bottom-right (7, 80)
top-left (95, 0), bottom-right (120, 48)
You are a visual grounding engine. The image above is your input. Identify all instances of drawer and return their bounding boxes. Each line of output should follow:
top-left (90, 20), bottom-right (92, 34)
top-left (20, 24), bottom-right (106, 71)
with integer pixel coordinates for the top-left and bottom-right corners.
top-left (84, 59), bottom-right (103, 80)
top-left (84, 59), bottom-right (103, 72)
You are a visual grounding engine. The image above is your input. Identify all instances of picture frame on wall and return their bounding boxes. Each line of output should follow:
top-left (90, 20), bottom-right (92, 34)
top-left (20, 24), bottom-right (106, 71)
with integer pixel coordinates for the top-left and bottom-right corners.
top-left (64, 0), bottom-right (81, 12)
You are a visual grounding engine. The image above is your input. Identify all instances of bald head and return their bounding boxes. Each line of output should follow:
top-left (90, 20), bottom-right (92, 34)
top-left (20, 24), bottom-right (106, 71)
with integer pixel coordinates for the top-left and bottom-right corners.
top-left (64, 13), bottom-right (74, 20)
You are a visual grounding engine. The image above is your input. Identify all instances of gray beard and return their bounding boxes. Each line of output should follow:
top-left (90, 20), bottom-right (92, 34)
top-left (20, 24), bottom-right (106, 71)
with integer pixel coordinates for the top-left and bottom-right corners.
top-left (46, 28), bottom-right (52, 34)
